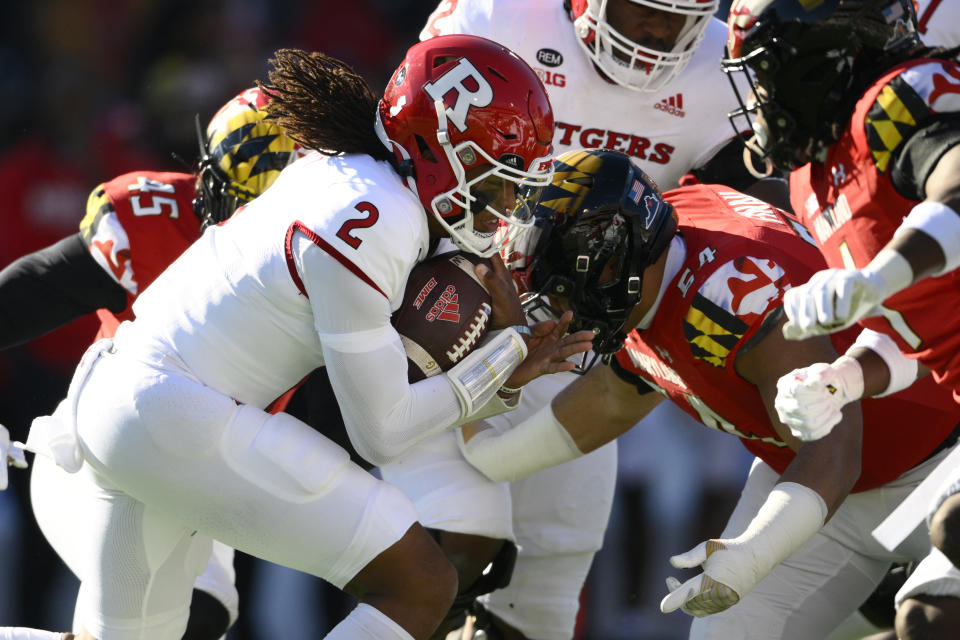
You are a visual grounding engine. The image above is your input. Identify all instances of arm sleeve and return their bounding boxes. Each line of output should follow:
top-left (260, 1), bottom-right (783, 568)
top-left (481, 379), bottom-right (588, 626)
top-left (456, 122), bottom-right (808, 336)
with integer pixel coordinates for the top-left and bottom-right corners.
top-left (0, 233), bottom-right (128, 350)
top-left (294, 234), bottom-right (461, 467)
top-left (891, 115), bottom-right (960, 200)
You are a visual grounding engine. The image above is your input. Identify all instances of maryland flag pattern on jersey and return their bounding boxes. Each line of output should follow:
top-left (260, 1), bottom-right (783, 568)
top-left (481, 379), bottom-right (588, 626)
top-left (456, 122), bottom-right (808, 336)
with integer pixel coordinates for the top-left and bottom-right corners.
top-left (683, 256), bottom-right (789, 368)
top-left (865, 62), bottom-right (960, 173)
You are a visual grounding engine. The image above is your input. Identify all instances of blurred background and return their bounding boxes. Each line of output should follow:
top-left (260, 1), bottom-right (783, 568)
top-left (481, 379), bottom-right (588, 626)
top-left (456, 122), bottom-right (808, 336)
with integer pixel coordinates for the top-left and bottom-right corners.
top-left (0, 1), bottom-right (749, 638)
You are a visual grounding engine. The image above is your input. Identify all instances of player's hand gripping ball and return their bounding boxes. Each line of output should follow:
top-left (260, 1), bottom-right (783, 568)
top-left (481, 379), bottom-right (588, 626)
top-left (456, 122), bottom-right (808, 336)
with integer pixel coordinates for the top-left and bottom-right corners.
top-left (392, 252), bottom-right (493, 382)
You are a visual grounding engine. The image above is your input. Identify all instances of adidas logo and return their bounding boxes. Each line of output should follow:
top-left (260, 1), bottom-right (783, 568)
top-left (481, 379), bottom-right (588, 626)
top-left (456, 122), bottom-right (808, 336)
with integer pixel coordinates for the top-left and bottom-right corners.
top-left (654, 93), bottom-right (685, 118)
top-left (426, 284), bottom-right (460, 323)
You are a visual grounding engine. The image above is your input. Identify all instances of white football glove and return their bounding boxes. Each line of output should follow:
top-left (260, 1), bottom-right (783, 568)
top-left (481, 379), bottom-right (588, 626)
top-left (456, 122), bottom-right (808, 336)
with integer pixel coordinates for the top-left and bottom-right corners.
top-left (660, 540), bottom-right (747, 617)
top-left (774, 356), bottom-right (864, 442)
top-left (0, 423), bottom-right (28, 491)
top-left (781, 268), bottom-right (886, 340)
top-left (661, 483), bottom-right (827, 619)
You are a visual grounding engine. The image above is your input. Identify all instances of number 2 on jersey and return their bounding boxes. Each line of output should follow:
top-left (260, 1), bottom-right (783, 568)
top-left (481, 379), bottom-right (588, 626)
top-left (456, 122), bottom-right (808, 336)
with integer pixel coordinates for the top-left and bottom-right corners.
top-left (336, 202), bottom-right (380, 249)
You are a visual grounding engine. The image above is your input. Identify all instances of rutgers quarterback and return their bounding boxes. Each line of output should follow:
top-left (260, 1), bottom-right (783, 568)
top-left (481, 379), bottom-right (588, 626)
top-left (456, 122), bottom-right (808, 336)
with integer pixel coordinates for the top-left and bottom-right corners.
top-left (2, 39), bottom-right (593, 640)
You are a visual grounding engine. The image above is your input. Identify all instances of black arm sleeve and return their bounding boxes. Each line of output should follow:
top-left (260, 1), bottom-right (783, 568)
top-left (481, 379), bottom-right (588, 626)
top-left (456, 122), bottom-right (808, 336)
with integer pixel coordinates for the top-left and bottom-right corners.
top-left (0, 233), bottom-right (128, 349)
top-left (891, 115), bottom-right (960, 201)
top-left (602, 351), bottom-right (658, 396)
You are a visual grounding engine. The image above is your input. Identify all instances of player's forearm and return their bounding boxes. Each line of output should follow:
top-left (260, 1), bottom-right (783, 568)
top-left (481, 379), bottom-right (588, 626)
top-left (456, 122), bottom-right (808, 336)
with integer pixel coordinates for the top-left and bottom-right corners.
top-left (778, 404), bottom-right (862, 519)
top-left (0, 234), bottom-right (126, 349)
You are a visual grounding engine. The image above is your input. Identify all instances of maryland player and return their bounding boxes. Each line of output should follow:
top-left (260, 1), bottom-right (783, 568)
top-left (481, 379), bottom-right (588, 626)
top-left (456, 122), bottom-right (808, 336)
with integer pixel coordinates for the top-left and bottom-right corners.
top-left (454, 148), bottom-right (960, 639)
top-left (716, 1), bottom-right (960, 636)
top-left (0, 85), bottom-right (300, 640)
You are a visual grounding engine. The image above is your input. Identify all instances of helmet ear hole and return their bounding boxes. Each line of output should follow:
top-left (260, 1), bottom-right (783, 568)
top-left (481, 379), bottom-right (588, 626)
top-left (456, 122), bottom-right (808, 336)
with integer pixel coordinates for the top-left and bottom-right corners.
top-left (414, 135), bottom-right (438, 162)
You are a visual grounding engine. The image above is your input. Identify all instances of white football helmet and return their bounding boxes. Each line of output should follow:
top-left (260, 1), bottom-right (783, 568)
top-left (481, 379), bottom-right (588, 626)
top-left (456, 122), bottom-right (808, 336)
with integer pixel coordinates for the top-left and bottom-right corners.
top-left (569, 0), bottom-right (719, 92)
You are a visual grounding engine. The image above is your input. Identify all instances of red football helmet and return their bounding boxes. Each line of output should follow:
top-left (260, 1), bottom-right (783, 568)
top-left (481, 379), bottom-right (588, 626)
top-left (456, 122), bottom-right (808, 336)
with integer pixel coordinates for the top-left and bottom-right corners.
top-left (375, 34), bottom-right (555, 257)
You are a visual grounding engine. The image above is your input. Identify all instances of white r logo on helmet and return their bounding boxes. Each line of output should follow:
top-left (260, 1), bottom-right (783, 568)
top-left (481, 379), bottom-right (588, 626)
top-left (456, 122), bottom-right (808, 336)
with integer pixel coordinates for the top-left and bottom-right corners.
top-left (423, 58), bottom-right (494, 133)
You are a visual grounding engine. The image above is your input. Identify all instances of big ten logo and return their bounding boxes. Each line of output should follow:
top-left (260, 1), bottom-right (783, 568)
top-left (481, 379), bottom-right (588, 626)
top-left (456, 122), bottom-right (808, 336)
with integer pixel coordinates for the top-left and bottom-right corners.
top-left (535, 68), bottom-right (566, 88)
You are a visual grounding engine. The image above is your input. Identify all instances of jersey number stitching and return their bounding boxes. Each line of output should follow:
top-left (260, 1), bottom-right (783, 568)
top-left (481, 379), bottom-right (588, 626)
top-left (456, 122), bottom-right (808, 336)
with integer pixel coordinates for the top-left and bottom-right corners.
top-left (336, 202), bottom-right (380, 249)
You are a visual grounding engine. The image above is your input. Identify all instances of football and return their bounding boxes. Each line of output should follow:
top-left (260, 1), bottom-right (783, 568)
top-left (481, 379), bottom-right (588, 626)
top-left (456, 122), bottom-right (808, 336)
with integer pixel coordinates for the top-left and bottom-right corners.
top-left (393, 251), bottom-right (493, 382)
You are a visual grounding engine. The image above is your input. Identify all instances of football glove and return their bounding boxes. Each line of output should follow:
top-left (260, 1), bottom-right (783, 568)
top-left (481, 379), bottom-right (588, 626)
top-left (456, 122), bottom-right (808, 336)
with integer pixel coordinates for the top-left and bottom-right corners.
top-left (774, 356), bottom-right (864, 442)
top-left (0, 423), bottom-right (28, 490)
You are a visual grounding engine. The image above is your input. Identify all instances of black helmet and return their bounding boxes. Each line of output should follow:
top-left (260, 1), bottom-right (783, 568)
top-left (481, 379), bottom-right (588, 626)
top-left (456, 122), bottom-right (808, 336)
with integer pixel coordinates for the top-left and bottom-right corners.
top-left (720, 0), bottom-right (919, 171)
top-left (508, 149), bottom-right (677, 369)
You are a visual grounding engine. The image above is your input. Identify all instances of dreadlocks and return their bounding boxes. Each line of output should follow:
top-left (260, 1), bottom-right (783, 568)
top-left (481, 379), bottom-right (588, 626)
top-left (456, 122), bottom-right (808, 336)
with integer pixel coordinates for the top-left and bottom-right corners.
top-left (259, 49), bottom-right (392, 162)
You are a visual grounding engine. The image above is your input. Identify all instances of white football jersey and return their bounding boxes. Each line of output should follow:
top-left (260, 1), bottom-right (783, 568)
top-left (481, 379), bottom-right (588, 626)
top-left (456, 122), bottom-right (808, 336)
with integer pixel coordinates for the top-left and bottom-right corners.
top-left (422, 0), bottom-right (742, 188)
top-left (129, 151), bottom-right (431, 408)
top-left (916, 0), bottom-right (960, 48)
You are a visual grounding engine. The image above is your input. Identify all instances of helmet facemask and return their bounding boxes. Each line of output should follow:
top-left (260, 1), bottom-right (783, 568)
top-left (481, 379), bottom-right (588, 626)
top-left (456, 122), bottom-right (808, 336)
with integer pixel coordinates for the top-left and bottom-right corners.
top-left (519, 149), bottom-right (677, 373)
top-left (376, 36), bottom-right (556, 257)
top-left (722, 0), bottom-right (921, 172)
top-left (571, 0), bottom-right (719, 92)
top-left (192, 87), bottom-right (301, 230)
top-left (429, 101), bottom-right (554, 256)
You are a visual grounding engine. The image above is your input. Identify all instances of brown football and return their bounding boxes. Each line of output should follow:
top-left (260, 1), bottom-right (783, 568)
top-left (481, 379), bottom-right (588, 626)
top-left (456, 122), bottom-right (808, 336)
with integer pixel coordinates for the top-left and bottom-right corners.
top-left (393, 251), bottom-right (493, 382)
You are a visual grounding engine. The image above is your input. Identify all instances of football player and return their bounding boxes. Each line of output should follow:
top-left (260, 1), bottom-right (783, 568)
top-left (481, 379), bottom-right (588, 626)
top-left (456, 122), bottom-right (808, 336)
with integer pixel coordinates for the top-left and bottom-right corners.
top-left (716, 2), bottom-right (960, 637)
top-left (3, 40), bottom-right (593, 640)
top-left (456, 147), bottom-right (960, 639)
top-left (0, 85), bottom-right (302, 640)
top-left (378, 2), bottom-right (793, 638)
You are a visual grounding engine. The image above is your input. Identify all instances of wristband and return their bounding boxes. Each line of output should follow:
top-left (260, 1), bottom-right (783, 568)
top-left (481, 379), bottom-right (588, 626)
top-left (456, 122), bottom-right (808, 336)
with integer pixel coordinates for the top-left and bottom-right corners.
top-left (846, 328), bottom-right (918, 397)
top-left (863, 248), bottom-right (914, 299)
top-left (511, 324), bottom-right (532, 337)
top-left (896, 201), bottom-right (960, 276)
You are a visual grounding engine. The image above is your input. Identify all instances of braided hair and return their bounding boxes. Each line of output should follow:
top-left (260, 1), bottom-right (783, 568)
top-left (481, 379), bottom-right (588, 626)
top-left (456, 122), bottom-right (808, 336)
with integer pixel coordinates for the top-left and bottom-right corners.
top-left (259, 49), bottom-right (392, 162)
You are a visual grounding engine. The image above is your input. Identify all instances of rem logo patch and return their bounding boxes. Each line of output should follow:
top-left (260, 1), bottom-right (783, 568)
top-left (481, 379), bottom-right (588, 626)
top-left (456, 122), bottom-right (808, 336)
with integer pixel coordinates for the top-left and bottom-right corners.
top-left (536, 48), bottom-right (563, 67)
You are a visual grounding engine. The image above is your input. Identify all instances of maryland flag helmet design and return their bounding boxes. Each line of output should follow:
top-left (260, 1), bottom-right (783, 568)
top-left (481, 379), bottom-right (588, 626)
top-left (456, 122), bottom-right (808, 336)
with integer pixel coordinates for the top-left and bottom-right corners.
top-left (194, 86), bottom-right (302, 228)
top-left (517, 148), bottom-right (678, 366)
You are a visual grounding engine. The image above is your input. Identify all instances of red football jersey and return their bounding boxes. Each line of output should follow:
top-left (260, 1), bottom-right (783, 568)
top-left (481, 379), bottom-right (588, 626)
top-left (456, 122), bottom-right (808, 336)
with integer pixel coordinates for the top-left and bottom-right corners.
top-left (615, 184), bottom-right (959, 492)
top-left (790, 59), bottom-right (960, 396)
top-left (79, 170), bottom-right (202, 340)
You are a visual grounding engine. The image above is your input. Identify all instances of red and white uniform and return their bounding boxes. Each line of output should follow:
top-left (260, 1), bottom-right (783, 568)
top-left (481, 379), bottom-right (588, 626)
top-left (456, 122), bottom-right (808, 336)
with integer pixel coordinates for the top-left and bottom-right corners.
top-left (79, 171), bottom-right (202, 339)
top-left (35, 151), bottom-right (467, 639)
top-left (616, 185), bottom-right (958, 490)
top-left (613, 184), bottom-right (960, 638)
top-left (390, 3), bottom-right (750, 637)
top-left (916, 0), bottom-right (960, 48)
top-left (790, 59), bottom-right (960, 394)
top-left (422, 0), bottom-right (739, 189)
top-left (31, 170), bottom-right (245, 629)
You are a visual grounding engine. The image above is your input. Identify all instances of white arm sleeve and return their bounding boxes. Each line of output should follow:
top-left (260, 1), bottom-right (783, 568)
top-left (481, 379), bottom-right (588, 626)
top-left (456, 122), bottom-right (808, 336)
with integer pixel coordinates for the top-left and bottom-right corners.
top-left (296, 235), bottom-right (461, 466)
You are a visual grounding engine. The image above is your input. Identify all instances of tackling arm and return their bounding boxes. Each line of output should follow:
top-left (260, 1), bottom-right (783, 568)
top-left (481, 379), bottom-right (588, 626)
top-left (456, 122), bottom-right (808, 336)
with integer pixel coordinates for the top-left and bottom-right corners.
top-left (0, 233), bottom-right (127, 350)
top-left (458, 360), bottom-right (664, 483)
top-left (782, 128), bottom-right (960, 341)
top-left (661, 312), bottom-right (856, 617)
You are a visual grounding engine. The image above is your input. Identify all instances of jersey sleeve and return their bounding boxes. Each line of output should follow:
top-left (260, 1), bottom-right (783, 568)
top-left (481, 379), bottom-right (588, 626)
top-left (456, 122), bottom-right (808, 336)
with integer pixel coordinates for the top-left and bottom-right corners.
top-left (78, 180), bottom-right (138, 294)
top-left (683, 256), bottom-right (793, 370)
top-left (867, 60), bottom-right (960, 180)
top-left (420, 0), bottom-right (496, 41)
top-left (291, 227), bottom-right (463, 466)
